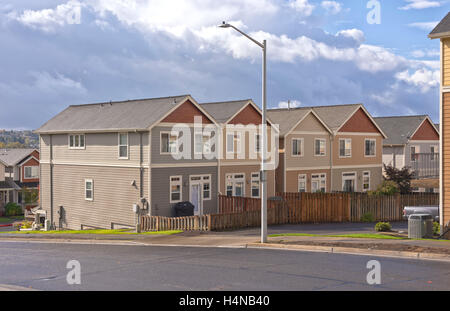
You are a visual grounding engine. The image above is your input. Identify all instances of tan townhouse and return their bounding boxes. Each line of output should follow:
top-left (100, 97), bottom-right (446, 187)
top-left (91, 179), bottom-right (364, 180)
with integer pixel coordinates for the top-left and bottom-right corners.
top-left (268, 104), bottom-right (387, 193)
top-left (429, 13), bottom-right (450, 235)
top-left (201, 99), bottom-right (277, 198)
top-left (36, 95), bottom-right (220, 230)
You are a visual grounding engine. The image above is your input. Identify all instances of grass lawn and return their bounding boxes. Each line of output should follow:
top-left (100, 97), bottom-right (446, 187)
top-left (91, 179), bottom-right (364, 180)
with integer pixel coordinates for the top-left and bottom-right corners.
top-left (268, 233), bottom-right (406, 240)
top-left (0, 228), bottom-right (183, 235)
top-left (0, 216), bottom-right (24, 223)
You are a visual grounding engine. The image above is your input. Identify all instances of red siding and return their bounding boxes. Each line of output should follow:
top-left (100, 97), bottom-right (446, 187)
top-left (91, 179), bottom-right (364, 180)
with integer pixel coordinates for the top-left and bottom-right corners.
top-left (21, 157), bottom-right (39, 183)
top-left (339, 108), bottom-right (380, 133)
top-left (411, 119), bottom-right (439, 141)
top-left (162, 100), bottom-right (212, 124)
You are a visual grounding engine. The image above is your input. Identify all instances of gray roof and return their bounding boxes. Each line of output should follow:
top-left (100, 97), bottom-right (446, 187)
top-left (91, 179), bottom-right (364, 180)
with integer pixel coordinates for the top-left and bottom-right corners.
top-left (429, 12), bottom-right (450, 38)
top-left (200, 100), bottom-right (252, 123)
top-left (0, 178), bottom-right (20, 190)
top-left (373, 115), bottom-right (432, 145)
top-left (0, 149), bottom-right (36, 166)
top-left (268, 104), bottom-right (362, 136)
top-left (267, 108), bottom-right (311, 136)
top-left (35, 95), bottom-right (192, 134)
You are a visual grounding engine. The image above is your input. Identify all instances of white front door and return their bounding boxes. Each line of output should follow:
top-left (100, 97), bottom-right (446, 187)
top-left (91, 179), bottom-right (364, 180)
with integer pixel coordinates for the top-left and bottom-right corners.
top-left (190, 182), bottom-right (202, 216)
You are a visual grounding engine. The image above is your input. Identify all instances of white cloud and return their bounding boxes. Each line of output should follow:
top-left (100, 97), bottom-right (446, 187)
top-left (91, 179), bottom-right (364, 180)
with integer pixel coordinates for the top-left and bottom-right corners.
top-left (321, 1), bottom-right (342, 15)
top-left (278, 100), bottom-right (302, 108)
top-left (395, 68), bottom-right (440, 93)
top-left (14, 0), bottom-right (82, 32)
top-left (411, 49), bottom-right (440, 58)
top-left (408, 21), bottom-right (439, 30)
top-left (336, 28), bottom-right (365, 44)
top-left (288, 0), bottom-right (315, 16)
top-left (399, 0), bottom-right (441, 10)
top-left (31, 71), bottom-right (86, 94)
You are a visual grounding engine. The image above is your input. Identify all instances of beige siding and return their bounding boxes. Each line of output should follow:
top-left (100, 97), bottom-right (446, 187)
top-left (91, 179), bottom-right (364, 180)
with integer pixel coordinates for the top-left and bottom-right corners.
top-left (0, 163), bottom-right (4, 182)
top-left (47, 132), bottom-right (149, 166)
top-left (41, 164), bottom-right (148, 229)
top-left (40, 135), bottom-right (51, 162)
top-left (219, 165), bottom-right (275, 198)
top-left (332, 134), bottom-right (383, 166)
top-left (443, 93), bottom-right (450, 226)
top-left (443, 39), bottom-right (450, 86)
top-left (285, 169), bottom-right (331, 193)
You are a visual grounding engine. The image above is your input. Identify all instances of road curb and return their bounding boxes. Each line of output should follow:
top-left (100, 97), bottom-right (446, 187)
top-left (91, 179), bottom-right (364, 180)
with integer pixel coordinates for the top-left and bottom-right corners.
top-left (246, 243), bottom-right (450, 262)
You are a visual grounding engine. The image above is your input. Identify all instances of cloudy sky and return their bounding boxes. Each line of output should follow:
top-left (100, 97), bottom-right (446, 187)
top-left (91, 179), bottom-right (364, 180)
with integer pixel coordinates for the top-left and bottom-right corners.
top-left (0, 0), bottom-right (448, 129)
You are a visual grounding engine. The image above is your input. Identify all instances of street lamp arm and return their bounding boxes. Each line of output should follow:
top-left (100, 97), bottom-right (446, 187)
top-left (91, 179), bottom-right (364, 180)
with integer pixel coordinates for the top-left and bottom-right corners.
top-left (228, 25), bottom-right (264, 49)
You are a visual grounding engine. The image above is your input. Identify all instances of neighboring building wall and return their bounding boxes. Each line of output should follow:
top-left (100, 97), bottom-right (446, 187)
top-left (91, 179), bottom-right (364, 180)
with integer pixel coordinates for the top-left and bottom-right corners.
top-left (442, 92), bottom-right (450, 229)
top-left (382, 146), bottom-right (405, 169)
top-left (331, 166), bottom-right (382, 192)
top-left (20, 157), bottom-right (40, 184)
top-left (285, 169), bottom-right (331, 193)
top-left (151, 166), bottom-right (218, 216)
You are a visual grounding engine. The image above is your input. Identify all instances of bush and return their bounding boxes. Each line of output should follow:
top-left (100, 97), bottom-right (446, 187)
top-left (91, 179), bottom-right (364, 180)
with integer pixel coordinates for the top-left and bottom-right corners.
top-left (369, 180), bottom-right (400, 196)
top-left (433, 222), bottom-right (440, 236)
top-left (5, 203), bottom-right (22, 217)
top-left (375, 222), bottom-right (392, 232)
top-left (361, 213), bottom-right (375, 223)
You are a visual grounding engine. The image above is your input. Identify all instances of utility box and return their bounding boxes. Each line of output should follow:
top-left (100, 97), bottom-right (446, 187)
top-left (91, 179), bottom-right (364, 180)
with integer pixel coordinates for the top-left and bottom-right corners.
top-left (408, 214), bottom-right (433, 239)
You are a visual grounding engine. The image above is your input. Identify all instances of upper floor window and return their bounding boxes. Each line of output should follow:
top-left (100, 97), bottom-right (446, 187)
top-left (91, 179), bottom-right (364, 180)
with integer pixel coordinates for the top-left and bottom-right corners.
top-left (161, 132), bottom-right (178, 154)
top-left (118, 133), bottom-right (129, 159)
top-left (226, 132), bottom-right (242, 154)
top-left (339, 139), bottom-right (352, 158)
top-left (255, 134), bottom-right (261, 153)
top-left (24, 166), bottom-right (39, 179)
top-left (431, 146), bottom-right (438, 161)
top-left (292, 138), bottom-right (303, 156)
top-left (314, 139), bottom-right (326, 156)
top-left (69, 134), bottom-right (85, 149)
top-left (195, 133), bottom-right (211, 155)
top-left (365, 139), bottom-right (376, 157)
top-left (411, 146), bottom-right (419, 162)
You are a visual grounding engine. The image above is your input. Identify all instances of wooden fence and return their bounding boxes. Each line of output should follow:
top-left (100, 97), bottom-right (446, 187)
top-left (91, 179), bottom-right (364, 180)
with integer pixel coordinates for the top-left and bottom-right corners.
top-left (140, 192), bottom-right (439, 232)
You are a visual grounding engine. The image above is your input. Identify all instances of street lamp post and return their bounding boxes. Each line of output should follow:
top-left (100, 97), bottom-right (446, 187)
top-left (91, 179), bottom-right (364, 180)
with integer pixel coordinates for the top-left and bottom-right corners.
top-left (219, 22), bottom-right (267, 243)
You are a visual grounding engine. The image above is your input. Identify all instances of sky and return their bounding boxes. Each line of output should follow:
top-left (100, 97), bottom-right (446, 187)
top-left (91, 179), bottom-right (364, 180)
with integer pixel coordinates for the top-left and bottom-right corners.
top-left (0, 0), bottom-right (448, 130)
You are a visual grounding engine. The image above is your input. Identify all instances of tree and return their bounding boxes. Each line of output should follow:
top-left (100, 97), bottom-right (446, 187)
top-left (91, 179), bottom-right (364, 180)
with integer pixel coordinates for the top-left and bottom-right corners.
top-left (383, 164), bottom-right (414, 194)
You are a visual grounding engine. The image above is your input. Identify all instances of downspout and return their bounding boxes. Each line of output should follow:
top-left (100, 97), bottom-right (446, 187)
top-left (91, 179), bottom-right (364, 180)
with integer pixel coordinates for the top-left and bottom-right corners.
top-left (139, 131), bottom-right (144, 205)
top-left (50, 134), bottom-right (54, 229)
top-left (329, 134), bottom-right (334, 192)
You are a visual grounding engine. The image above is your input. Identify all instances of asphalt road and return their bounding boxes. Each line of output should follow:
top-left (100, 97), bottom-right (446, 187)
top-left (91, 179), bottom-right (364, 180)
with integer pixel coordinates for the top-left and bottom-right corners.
top-left (0, 241), bottom-right (449, 291)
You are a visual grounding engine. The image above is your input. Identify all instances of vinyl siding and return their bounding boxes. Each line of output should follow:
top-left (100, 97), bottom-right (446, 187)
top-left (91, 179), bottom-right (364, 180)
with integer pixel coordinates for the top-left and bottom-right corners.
top-left (331, 166), bottom-right (383, 192)
top-left (41, 164), bottom-right (148, 229)
top-left (219, 165), bottom-right (275, 198)
top-left (443, 39), bottom-right (450, 86)
top-left (332, 134), bottom-right (383, 166)
top-left (285, 169), bottom-right (331, 193)
top-left (442, 93), bottom-right (450, 226)
top-left (0, 164), bottom-right (4, 182)
top-left (41, 132), bottom-right (149, 166)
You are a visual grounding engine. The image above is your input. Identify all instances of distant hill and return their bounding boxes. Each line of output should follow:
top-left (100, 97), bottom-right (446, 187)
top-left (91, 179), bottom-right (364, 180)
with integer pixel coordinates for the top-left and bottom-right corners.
top-left (0, 130), bottom-right (39, 149)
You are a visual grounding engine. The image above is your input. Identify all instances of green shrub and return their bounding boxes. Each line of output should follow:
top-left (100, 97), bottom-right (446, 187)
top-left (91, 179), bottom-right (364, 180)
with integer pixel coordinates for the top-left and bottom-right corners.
top-left (375, 222), bottom-right (392, 232)
top-left (20, 221), bottom-right (32, 229)
top-left (361, 213), bottom-right (375, 223)
top-left (5, 203), bottom-right (22, 217)
top-left (433, 222), bottom-right (440, 236)
top-left (369, 180), bottom-right (400, 196)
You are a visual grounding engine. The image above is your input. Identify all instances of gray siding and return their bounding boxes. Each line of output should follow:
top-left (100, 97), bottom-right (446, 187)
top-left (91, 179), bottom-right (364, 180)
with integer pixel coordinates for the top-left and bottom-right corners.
top-left (151, 166), bottom-right (218, 217)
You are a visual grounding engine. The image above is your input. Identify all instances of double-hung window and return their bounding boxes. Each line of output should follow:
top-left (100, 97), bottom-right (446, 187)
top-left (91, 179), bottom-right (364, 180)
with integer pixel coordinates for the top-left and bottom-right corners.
top-left (298, 174), bottom-right (307, 193)
top-left (69, 134), bottom-right (85, 149)
top-left (225, 173), bottom-right (245, 197)
top-left (251, 172), bottom-right (260, 198)
top-left (255, 134), bottom-right (261, 153)
top-left (118, 133), bottom-right (129, 159)
top-left (195, 133), bottom-right (211, 155)
top-left (24, 166), bottom-right (39, 179)
top-left (170, 176), bottom-right (182, 203)
top-left (314, 139), bottom-right (326, 156)
top-left (339, 139), bottom-right (352, 157)
top-left (363, 171), bottom-right (370, 192)
top-left (431, 146), bottom-right (438, 161)
top-left (292, 138), bottom-right (303, 156)
top-left (161, 132), bottom-right (178, 154)
top-left (365, 139), bottom-right (376, 157)
top-left (311, 174), bottom-right (326, 193)
top-left (85, 179), bottom-right (93, 201)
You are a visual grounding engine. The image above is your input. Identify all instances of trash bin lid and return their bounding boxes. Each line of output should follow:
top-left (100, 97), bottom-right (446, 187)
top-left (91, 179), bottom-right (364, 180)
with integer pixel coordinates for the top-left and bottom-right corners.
top-left (409, 214), bottom-right (433, 220)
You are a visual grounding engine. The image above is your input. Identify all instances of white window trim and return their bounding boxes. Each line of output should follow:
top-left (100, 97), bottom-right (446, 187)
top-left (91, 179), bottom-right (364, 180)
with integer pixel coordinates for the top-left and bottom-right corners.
top-left (68, 134), bottom-right (86, 150)
top-left (118, 133), bottom-right (129, 160)
top-left (342, 172), bottom-right (357, 192)
top-left (85, 179), bottom-right (94, 201)
top-left (194, 132), bottom-right (212, 156)
top-left (226, 133), bottom-right (235, 154)
top-left (190, 174), bottom-right (212, 201)
top-left (364, 138), bottom-right (376, 158)
top-left (339, 138), bottom-right (352, 158)
top-left (251, 172), bottom-right (260, 198)
top-left (314, 138), bottom-right (326, 157)
top-left (24, 166), bottom-right (39, 179)
top-left (225, 173), bottom-right (246, 197)
top-left (291, 138), bottom-right (304, 157)
top-left (362, 171), bottom-right (371, 192)
top-left (169, 176), bottom-right (183, 204)
top-left (298, 174), bottom-right (307, 193)
top-left (160, 131), bottom-right (179, 155)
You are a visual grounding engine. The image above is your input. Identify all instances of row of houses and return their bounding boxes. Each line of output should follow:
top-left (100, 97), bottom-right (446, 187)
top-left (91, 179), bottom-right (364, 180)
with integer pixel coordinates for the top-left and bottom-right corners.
top-left (30, 94), bottom-right (440, 230)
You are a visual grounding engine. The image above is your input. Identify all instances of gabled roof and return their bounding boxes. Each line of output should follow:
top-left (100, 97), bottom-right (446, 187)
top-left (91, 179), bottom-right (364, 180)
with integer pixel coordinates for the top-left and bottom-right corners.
top-left (0, 177), bottom-right (20, 190)
top-left (0, 149), bottom-right (37, 167)
top-left (268, 103), bottom-right (384, 137)
top-left (200, 99), bottom-right (251, 123)
top-left (373, 115), bottom-right (438, 145)
top-left (429, 12), bottom-right (450, 39)
top-left (35, 95), bottom-right (215, 134)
